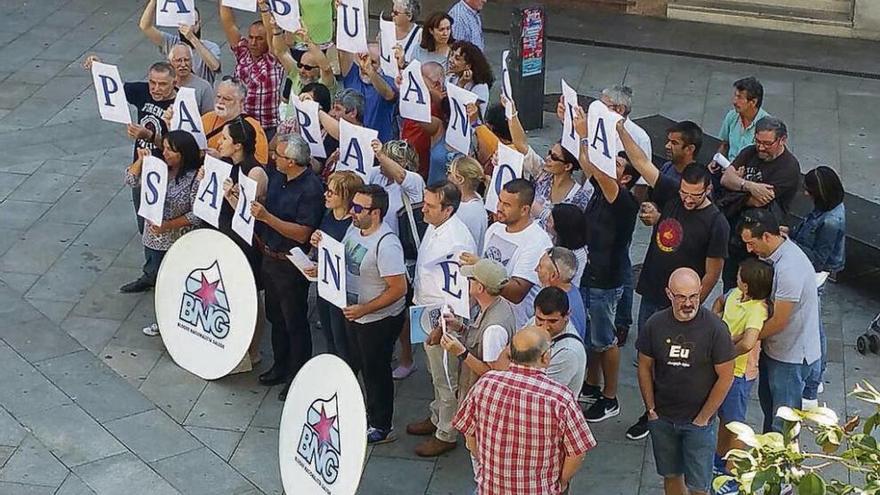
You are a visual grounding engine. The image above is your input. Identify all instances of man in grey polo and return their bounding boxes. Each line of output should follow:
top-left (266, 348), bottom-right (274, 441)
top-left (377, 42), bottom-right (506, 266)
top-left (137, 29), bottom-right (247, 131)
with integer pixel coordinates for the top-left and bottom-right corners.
top-left (528, 286), bottom-right (586, 395)
top-left (738, 208), bottom-right (820, 433)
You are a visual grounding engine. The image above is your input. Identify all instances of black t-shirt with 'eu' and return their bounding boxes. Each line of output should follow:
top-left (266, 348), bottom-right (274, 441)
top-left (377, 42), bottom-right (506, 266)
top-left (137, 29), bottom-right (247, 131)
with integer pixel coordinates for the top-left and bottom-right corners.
top-left (584, 178), bottom-right (639, 289)
top-left (124, 82), bottom-right (174, 161)
top-left (636, 174), bottom-right (730, 306)
top-left (636, 307), bottom-right (735, 423)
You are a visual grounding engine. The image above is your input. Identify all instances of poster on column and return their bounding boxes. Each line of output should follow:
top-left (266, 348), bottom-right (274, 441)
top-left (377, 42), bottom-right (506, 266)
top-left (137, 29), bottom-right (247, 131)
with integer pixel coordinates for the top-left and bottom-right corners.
top-left (231, 170), bottom-right (258, 245)
top-left (484, 143), bottom-right (524, 212)
top-left (155, 229), bottom-right (258, 380)
top-left (337, 119), bottom-right (377, 178)
top-left (336, 0), bottom-right (368, 54)
top-left (90, 62), bottom-right (131, 125)
top-left (586, 100), bottom-right (623, 178)
top-left (138, 156), bottom-right (169, 226)
top-left (279, 354), bottom-right (367, 495)
top-left (270, 0), bottom-right (302, 32)
top-left (378, 17), bottom-right (399, 79)
top-left (445, 83), bottom-right (478, 155)
top-left (561, 79), bottom-right (580, 157)
top-left (171, 87), bottom-right (207, 149)
top-left (398, 60), bottom-right (430, 123)
top-left (501, 50), bottom-right (514, 119)
top-left (193, 155), bottom-right (233, 228)
top-left (292, 98), bottom-right (326, 158)
top-left (317, 233), bottom-right (348, 309)
top-left (221, 0), bottom-right (257, 12)
top-left (156, 0), bottom-right (196, 27)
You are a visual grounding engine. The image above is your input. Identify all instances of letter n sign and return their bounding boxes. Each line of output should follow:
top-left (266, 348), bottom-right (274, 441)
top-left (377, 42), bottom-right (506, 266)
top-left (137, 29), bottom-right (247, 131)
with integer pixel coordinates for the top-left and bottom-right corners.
top-left (318, 235), bottom-right (348, 309)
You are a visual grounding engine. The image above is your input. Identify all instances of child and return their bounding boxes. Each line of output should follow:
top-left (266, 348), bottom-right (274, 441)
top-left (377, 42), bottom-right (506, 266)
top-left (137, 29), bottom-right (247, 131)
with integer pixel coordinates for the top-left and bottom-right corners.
top-left (711, 257), bottom-right (774, 493)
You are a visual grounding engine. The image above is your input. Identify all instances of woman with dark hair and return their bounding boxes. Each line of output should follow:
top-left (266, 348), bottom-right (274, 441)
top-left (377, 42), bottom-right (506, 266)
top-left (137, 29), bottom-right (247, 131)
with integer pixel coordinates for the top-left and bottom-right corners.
top-left (789, 165), bottom-right (846, 404)
top-left (139, 0), bottom-right (222, 83)
top-left (411, 12), bottom-right (454, 69)
top-left (121, 130), bottom-right (202, 305)
top-left (447, 40), bottom-right (494, 115)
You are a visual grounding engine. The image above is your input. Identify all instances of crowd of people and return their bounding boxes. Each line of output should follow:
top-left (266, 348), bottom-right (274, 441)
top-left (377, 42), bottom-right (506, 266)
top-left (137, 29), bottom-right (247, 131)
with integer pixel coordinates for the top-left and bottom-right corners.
top-left (86, 0), bottom-right (850, 494)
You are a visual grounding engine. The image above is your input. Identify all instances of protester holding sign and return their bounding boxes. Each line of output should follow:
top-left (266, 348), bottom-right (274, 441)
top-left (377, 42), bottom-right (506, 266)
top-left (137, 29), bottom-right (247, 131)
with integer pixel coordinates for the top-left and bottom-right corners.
top-left (271, 23), bottom-right (338, 115)
top-left (339, 43), bottom-right (399, 142)
top-left (201, 79), bottom-right (270, 165)
top-left (400, 61), bottom-right (446, 179)
top-left (121, 131), bottom-right (202, 296)
top-left (446, 40), bottom-right (493, 117)
top-left (139, 0), bottom-right (222, 83)
top-left (389, 0), bottom-right (423, 63)
top-left (411, 12), bottom-right (454, 70)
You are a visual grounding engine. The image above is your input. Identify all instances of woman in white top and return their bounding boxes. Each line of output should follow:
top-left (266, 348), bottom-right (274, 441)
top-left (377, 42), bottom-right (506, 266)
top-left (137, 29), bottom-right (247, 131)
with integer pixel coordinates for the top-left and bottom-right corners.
top-left (446, 40), bottom-right (494, 117)
top-left (447, 156), bottom-right (488, 253)
top-left (410, 12), bottom-right (454, 70)
top-left (390, 0), bottom-right (423, 63)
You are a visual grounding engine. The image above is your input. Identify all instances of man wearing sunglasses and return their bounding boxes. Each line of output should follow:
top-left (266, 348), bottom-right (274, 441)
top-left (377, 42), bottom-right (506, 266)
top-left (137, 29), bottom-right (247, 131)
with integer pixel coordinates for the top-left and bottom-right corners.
top-left (618, 122), bottom-right (730, 440)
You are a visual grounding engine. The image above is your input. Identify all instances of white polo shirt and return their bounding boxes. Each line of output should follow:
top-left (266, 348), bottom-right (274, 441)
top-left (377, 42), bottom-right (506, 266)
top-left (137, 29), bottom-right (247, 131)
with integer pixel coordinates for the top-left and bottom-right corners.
top-left (413, 215), bottom-right (477, 310)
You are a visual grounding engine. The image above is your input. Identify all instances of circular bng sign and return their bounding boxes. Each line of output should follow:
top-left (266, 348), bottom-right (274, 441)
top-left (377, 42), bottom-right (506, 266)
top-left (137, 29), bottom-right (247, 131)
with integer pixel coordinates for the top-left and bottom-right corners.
top-left (154, 229), bottom-right (257, 380)
top-left (279, 354), bottom-right (368, 495)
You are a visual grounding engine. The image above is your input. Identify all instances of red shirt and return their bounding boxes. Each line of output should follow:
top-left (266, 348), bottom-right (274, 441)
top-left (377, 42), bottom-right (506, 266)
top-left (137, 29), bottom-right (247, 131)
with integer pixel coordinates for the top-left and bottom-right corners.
top-left (452, 364), bottom-right (596, 495)
top-left (231, 38), bottom-right (284, 129)
top-left (401, 102), bottom-right (443, 180)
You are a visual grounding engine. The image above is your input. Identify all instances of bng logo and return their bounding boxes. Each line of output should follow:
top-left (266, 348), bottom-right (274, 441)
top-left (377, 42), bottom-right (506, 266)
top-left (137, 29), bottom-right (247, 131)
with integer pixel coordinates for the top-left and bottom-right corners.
top-left (297, 395), bottom-right (342, 486)
top-left (179, 261), bottom-right (231, 339)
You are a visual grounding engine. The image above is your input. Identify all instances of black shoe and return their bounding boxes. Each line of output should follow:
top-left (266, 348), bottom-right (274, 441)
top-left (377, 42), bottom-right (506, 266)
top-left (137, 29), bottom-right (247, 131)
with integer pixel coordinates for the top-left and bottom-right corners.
top-left (578, 383), bottom-right (603, 405)
top-left (584, 396), bottom-right (620, 423)
top-left (626, 413), bottom-right (649, 440)
top-left (278, 381), bottom-right (291, 401)
top-left (119, 277), bottom-right (154, 293)
top-left (259, 367), bottom-right (288, 386)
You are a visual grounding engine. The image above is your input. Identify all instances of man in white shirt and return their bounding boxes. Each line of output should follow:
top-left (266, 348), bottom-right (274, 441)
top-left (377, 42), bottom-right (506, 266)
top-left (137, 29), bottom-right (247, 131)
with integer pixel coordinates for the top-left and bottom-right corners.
top-left (462, 179), bottom-right (553, 328)
top-left (406, 180), bottom-right (477, 457)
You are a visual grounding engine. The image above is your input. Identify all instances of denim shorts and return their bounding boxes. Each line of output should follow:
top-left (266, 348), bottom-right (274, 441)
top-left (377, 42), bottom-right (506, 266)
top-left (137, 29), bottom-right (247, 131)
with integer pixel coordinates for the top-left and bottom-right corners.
top-left (648, 416), bottom-right (719, 492)
top-left (718, 375), bottom-right (754, 423)
top-left (588, 287), bottom-right (623, 352)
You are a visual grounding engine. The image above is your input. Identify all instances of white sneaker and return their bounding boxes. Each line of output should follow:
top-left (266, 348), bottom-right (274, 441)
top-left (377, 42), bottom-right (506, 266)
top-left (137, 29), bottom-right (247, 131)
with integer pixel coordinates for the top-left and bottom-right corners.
top-left (802, 398), bottom-right (819, 410)
top-left (142, 323), bottom-right (160, 337)
top-left (818, 382), bottom-right (825, 394)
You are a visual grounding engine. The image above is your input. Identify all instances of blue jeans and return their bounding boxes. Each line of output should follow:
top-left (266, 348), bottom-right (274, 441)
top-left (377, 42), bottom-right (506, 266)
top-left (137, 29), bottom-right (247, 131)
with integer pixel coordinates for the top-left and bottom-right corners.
top-left (758, 351), bottom-right (821, 433)
top-left (614, 248), bottom-right (634, 329)
top-left (803, 283), bottom-right (827, 400)
top-left (588, 287), bottom-right (623, 351)
top-left (648, 416), bottom-right (719, 492)
top-left (579, 284), bottom-right (591, 340)
top-left (637, 297), bottom-right (668, 341)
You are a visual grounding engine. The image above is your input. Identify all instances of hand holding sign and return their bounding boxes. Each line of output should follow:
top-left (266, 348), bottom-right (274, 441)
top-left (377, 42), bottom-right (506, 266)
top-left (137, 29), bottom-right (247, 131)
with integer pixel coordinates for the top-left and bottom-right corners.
top-left (586, 100), bottom-right (623, 178)
top-left (156, 0), bottom-right (196, 27)
top-left (231, 170), bottom-right (258, 245)
top-left (337, 119), bottom-right (378, 178)
top-left (138, 156), bottom-right (169, 226)
top-left (318, 233), bottom-right (348, 309)
top-left (171, 87), bottom-right (207, 149)
top-left (399, 60), bottom-right (431, 123)
top-left (501, 50), bottom-right (515, 119)
top-left (90, 61), bottom-right (131, 125)
top-left (445, 83), bottom-right (479, 155)
top-left (193, 155), bottom-right (233, 228)
top-left (484, 143), bottom-right (524, 212)
top-left (378, 17), bottom-right (400, 78)
top-left (291, 98), bottom-right (326, 158)
top-left (268, 0), bottom-right (302, 32)
top-left (561, 79), bottom-right (580, 157)
top-left (336, 0), bottom-right (368, 54)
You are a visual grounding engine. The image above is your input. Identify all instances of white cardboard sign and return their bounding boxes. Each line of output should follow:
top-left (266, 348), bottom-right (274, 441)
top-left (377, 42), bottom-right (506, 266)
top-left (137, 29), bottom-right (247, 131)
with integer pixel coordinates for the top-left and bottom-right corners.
top-left (445, 83), bottom-right (479, 155)
top-left (586, 100), bottom-right (623, 178)
top-left (336, 0), bottom-right (368, 54)
top-left (501, 50), bottom-right (514, 119)
top-left (231, 169), bottom-right (258, 245)
top-left (378, 17), bottom-right (400, 79)
top-left (156, 0), bottom-right (196, 28)
top-left (221, 0), bottom-right (257, 12)
top-left (138, 156), bottom-right (169, 226)
top-left (317, 233), bottom-right (348, 310)
top-left (484, 143), bottom-right (524, 213)
top-left (171, 87), bottom-right (207, 149)
top-left (337, 119), bottom-right (378, 178)
top-left (292, 98), bottom-right (326, 158)
top-left (270, 0), bottom-right (302, 32)
top-left (193, 155), bottom-right (233, 228)
top-left (90, 62), bottom-right (131, 125)
top-left (561, 79), bottom-right (580, 158)
top-left (399, 60), bottom-right (431, 123)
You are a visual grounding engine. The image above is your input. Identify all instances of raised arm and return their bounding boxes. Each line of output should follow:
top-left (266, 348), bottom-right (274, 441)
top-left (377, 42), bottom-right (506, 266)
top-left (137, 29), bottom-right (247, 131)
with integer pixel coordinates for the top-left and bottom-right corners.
top-left (179, 24), bottom-right (220, 72)
top-left (617, 120), bottom-right (659, 187)
top-left (371, 140), bottom-right (407, 184)
top-left (256, 0), bottom-right (278, 54)
top-left (139, 0), bottom-right (164, 46)
top-left (318, 110), bottom-right (340, 140)
top-left (358, 54), bottom-right (395, 101)
top-left (503, 96), bottom-right (529, 155)
top-left (219, 3), bottom-right (242, 47)
top-left (574, 107), bottom-right (619, 203)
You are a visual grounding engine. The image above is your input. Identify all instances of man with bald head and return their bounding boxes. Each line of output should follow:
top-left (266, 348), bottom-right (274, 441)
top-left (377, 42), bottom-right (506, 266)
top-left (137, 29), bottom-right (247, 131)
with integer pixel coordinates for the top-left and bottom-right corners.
top-left (636, 268), bottom-right (735, 495)
top-left (453, 326), bottom-right (596, 495)
top-left (339, 42), bottom-right (398, 141)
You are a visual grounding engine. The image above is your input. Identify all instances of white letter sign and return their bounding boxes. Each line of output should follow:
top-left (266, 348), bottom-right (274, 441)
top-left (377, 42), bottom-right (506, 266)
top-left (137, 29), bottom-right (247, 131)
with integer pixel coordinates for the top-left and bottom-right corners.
top-left (269, 0), bottom-right (302, 32)
top-left (139, 156), bottom-right (169, 226)
top-left (318, 233), bottom-right (348, 309)
top-left (171, 87), bottom-right (207, 149)
top-left (378, 17), bottom-right (400, 79)
top-left (337, 119), bottom-right (377, 178)
top-left (336, 0), bottom-right (368, 54)
top-left (221, 0), bottom-right (257, 12)
top-left (501, 50), bottom-right (514, 119)
top-left (193, 155), bottom-right (233, 228)
top-left (399, 60), bottom-right (431, 123)
top-left (90, 62), bottom-right (131, 125)
top-left (156, 0), bottom-right (196, 27)
top-left (292, 98), bottom-right (326, 158)
top-left (231, 170), bottom-right (257, 245)
top-left (561, 79), bottom-right (580, 158)
top-left (484, 143), bottom-right (524, 213)
top-left (445, 83), bottom-right (478, 155)
top-left (587, 100), bottom-right (623, 178)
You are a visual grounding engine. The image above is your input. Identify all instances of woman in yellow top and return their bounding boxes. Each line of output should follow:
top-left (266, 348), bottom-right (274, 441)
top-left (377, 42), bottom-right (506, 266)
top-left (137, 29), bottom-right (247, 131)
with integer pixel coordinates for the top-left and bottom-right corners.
top-left (711, 258), bottom-right (774, 493)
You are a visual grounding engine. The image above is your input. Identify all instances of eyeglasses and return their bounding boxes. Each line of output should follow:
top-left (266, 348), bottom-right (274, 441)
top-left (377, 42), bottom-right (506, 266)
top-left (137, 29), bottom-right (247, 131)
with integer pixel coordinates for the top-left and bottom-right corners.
top-left (545, 248), bottom-right (560, 274)
top-left (547, 152), bottom-right (565, 162)
top-left (350, 203), bottom-right (376, 214)
top-left (679, 189), bottom-right (708, 200)
top-left (670, 292), bottom-right (700, 304)
top-left (755, 136), bottom-right (781, 149)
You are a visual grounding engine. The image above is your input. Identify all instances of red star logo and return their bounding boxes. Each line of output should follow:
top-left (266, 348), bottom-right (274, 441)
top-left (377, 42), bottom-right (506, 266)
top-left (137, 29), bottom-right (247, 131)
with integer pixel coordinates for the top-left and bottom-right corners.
top-left (193, 274), bottom-right (220, 307)
top-left (312, 405), bottom-right (336, 446)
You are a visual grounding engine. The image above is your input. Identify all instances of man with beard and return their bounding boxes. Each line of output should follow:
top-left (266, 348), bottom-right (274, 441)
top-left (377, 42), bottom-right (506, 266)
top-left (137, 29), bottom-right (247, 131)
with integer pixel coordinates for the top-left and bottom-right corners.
top-left (139, 0), bottom-right (222, 83)
top-left (167, 44), bottom-right (214, 113)
top-left (201, 79), bottom-right (269, 165)
top-left (270, 22), bottom-right (338, 117)
top-left (637, 268), bottom-right (735, 495)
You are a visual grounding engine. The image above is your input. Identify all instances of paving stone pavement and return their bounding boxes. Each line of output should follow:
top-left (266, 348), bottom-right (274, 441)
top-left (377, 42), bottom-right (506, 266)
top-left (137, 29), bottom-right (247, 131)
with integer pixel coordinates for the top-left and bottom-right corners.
top-left (0, 1), bottom-right (879, 494)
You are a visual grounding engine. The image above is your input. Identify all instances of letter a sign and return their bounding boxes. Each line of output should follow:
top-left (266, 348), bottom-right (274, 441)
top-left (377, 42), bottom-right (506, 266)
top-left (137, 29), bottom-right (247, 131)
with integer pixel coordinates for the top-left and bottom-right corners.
top-left (139, 156), bottom-right (169, 226)
top-left (90, 62), bottom-right (131, 125)
top-left (399, 60), bottom-right (431, 123)
top-left (586, 100), bottom-right (623, 178)
top-left (336, 0), bottom-right (368, 54)
top-left (156, 0), bottom-right (196, 27)
top-left (193, 155), bottom-right (233, 228)
top-left (337, 119), bottom-right (377, 179)
top-left (318, 233), bottom-right (347, 309)
top-left (171, 87), bottom-right (207, 149)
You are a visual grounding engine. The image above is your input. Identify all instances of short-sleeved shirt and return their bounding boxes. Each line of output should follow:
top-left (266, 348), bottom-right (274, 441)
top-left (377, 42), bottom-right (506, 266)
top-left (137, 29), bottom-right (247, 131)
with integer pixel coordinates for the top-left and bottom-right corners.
top-left (456, 197), bottom-right (488, 254)
top-left (637, 307), bottom-right (735, 423)
top-left (584, 181), bottom-right (639, 289)
top-left (448, 0), bottom-right (484, 50)
top-left (160, 32), bottom-right (222, 83)
top-left (231, 38), bottom-right (285, 129)
top-left (722, 288), bottom-right (768, 377)
top-left (762, 239), bottom-right (821, 364)
top-left (179, 74), bottom-right (215, 114)
top-left (541, 322), bottom-right (587, 395)
top-left (724, 145), bottom-right (801, 220)
top-left (411, 46), bottom-right (449, 71)
top-left (318, 209), bottom-right (352, 243)
top-left (366, 167), bottom-right (425, 236)
top-left (342, 65), bottom-right (398, 142)
top-left (259, 167), bottom-right (324, 253)
top-left (124, 82), bottom-right (175, 161)
top-left (202, 112), bottom-right (270, 165)
top-left (637, 174), bottom-right (730, 305)
top-left (482, 221), bottom-right (554, 328)
top-left (343, 225), bottom-right (407, 324)
top-left (719, 107), bottom-right (771, 162)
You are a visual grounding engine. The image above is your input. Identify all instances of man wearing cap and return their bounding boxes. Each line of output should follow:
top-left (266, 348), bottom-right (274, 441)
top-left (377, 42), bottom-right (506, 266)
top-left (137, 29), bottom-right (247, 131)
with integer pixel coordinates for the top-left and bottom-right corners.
top-left (405, 180), bottom-right (477, 457)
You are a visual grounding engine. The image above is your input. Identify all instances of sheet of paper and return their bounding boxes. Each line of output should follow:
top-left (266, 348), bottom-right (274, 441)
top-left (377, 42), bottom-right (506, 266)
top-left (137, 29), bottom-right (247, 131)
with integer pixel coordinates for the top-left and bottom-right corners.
top-left (90, 62), bottom-right (131, 125)
top-left (287, 247), bottom-right (318, 282)
top-left (231, 169), bottom-right (257, 245)
top-left (192, 155), bottom-right (233, 228)
top-left (138, 156), bottom-right (169, 226)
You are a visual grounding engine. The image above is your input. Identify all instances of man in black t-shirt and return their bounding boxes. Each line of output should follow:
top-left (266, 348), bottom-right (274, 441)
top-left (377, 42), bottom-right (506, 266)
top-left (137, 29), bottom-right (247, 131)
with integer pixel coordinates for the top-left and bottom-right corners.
top-left (636, 268), bottom-right (735, 495)
top-left (717, 116), bottom-right (800, 290)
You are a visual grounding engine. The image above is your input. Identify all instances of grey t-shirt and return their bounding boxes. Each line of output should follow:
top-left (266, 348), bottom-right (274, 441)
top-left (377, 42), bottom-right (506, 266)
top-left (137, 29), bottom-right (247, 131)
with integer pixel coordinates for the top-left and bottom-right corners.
top-left (763, 239), bottom-right (822, 364)
top-left (160, 32), bottom-right (222, 84)
top-left (180, 74), bottom-right (215, 114)
top-left (343, 225), bottom-right (407, 324)
top-left (526, 319), bottom-right (586, 395)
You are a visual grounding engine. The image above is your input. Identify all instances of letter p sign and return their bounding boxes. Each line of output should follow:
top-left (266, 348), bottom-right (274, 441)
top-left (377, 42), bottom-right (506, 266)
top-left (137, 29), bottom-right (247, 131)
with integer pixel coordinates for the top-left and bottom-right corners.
top-left (90, 62), bottom-right (131, 125)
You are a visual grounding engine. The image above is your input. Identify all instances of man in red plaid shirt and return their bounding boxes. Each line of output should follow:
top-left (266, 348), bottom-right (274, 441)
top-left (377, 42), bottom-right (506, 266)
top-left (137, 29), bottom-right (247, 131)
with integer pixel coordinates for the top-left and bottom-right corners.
top-left (453, 326), bottom-right (596, 495)
top-left (220, 1), bottom-right (285, 139)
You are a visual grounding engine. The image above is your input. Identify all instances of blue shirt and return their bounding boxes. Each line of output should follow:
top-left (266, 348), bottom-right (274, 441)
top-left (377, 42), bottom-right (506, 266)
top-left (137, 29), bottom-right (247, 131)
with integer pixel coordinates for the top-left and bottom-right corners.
top-left (342, 65), bottom-right (398, 143)
top-left (259, 166), bottom-right (324, 252)
top-left (449, 0), bottom-right (484, 50)
top-left (791, 202), bottom-right (846, 274)
top-left (719, 107), bottom-right (771, 162)
top-left (566, 285), bottom-right (587, 340)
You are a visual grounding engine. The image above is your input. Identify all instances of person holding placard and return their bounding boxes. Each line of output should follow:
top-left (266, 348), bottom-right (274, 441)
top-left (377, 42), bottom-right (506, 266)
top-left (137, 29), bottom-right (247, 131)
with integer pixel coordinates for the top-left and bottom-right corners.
top-left (271, 23), bottom-right (338, 116)
top-left (447, 156), bottom-right (488, 253)
top-left (251, 134), bottom-right (325, 400)
top-left (121, 131), bottom-right (202, 296)
top-left (278, 83), bottom-right (339, 173)
top-left (411, 12), bottom-right (454, 70)
top-left (167, 44), bottom-right (214, 114)
top-left (139, 0), bottom-right (222, 84)
top-left (446, 40), bottom-right (493, 117)
top-left (201, 79), bottom-right (270, 165)
top-left (400, 61), bottom-right (446, 179)
top-left (389, 0), bottom-right (423, 63)
top-left (339, 43), bottom-right (399, 142)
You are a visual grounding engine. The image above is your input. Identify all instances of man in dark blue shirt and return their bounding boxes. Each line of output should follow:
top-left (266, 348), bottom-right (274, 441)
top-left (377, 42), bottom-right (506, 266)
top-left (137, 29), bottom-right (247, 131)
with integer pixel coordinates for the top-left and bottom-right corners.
top-left (251, 133), bottom-right (324, 400)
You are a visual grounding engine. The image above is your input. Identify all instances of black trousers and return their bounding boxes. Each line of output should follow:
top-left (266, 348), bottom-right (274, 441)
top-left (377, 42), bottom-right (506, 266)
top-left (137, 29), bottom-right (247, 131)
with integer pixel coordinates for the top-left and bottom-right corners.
top-left (346, 311), bottom-right (405, 431)
top-left (262, 256), bottom-right (312, 380)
